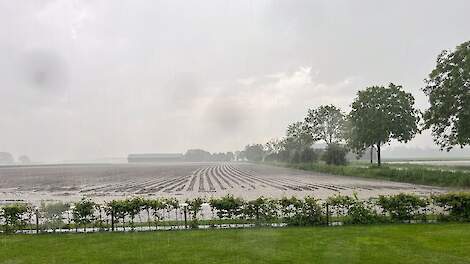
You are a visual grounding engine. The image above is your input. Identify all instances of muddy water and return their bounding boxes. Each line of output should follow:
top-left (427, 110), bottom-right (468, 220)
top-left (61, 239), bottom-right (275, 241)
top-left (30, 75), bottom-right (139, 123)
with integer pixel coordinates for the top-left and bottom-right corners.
top-left (0, 162), bottom-right (445, 205)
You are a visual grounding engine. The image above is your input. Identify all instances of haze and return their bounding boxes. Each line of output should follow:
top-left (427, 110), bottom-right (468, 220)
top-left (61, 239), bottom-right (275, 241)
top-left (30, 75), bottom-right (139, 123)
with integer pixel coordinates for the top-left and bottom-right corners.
top-left (1, 0), bottom-right (470, 162)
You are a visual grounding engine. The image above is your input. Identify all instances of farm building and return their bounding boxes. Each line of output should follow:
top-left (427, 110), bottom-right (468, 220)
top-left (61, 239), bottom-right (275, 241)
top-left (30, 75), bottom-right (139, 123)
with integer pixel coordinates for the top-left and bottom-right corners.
top-left (127, 153), bottom-right (184, 163)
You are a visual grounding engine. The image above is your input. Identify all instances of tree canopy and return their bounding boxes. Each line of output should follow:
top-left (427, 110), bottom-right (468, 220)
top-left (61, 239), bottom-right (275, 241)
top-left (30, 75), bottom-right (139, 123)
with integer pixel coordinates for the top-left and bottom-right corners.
top-left (243, 144), bottom-right (265, 162)
top-left (349, 83), bottom-right (420, 165)
top-left (305, 105), bottom-right (347, 145)
top-left (423, 41), bottom-right (470, 150)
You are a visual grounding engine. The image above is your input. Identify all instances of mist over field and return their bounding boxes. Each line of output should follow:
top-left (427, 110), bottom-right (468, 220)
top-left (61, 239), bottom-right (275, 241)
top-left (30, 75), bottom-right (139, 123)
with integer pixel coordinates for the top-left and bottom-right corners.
top-left (1, 0), bottom-right (470, 162)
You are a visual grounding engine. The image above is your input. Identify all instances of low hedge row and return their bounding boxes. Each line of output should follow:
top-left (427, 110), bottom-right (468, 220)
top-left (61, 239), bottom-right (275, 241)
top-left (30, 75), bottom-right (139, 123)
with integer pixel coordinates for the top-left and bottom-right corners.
top-left (1, 192), bottom-right (470, 233)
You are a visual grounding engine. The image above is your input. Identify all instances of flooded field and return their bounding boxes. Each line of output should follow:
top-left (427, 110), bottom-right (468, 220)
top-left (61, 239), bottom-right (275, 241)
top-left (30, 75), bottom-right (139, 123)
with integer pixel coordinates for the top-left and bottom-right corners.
top-left (0, 162), bottom-right (443, 205)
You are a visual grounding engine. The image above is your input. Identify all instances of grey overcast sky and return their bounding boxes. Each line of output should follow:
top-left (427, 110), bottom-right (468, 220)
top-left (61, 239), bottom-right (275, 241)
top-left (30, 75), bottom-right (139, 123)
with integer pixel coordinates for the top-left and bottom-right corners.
top-left (1, 0), bottom-right (470, 162)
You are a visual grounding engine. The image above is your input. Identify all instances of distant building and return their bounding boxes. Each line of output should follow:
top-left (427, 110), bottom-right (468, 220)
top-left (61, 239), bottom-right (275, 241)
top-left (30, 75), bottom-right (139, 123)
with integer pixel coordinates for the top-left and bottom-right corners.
top-left (127, 153), bottom-right (184, 163)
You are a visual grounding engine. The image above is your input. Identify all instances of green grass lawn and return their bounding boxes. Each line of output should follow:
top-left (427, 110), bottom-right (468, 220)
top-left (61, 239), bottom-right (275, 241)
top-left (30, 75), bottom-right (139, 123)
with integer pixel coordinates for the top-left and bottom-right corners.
top-left (1, 224), bottom-right (470, 264)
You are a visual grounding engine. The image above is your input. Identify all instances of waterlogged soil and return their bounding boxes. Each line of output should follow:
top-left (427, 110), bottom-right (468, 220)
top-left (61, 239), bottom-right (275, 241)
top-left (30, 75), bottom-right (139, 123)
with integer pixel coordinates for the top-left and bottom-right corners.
top-left (0, 162), bottom-right (444, 205)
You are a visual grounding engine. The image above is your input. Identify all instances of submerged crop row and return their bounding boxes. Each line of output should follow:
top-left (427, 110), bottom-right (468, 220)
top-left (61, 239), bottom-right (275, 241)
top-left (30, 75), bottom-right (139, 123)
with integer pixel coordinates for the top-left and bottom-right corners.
top-left (1, 192), bottom-right (470, 234)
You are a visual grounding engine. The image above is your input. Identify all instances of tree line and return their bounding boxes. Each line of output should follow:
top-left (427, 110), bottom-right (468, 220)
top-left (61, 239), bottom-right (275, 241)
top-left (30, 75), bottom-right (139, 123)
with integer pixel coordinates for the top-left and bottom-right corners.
top-left (240, 40), bottom-right (470, 166)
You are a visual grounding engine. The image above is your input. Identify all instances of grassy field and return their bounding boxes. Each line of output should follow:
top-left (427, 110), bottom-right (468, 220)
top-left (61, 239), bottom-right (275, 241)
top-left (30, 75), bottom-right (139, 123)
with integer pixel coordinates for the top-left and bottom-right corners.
top-left (275, 161), bottom-right (470, 188)
top-left (1, 224), bottom-right (470, 264)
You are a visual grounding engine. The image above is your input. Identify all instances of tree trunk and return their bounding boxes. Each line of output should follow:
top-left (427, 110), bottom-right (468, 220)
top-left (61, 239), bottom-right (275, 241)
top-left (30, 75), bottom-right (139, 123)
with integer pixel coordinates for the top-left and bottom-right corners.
top-left (370, 146), bottom-right (373, 164)
top-left (377, 143), bottom-right (381, 166)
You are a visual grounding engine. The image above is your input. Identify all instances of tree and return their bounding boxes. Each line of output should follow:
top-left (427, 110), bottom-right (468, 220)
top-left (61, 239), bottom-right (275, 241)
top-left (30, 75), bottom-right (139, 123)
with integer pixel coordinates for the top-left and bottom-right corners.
top-left (225, 152), bottom-right (234, 162)
top-left (1, 203), bottom-right (30, 233)
top-left (243, 144), bottom-right (265, 162)
top-left (285, 121), bottom-right (314, 149)
top-left (0, 152), bottom-right (14, 164)
top-left (423, 41), bottom-right (470, 151)
top-left (322, 143), bottom-right (348, 165)
top-left (349, 83), bottom-right (420, 166)
top-left (40, 201), bottom-right (70, 231)
top-left (284, 121), bottom-right (314, 162)
top-left (72, 198), bottom-right (96, 231)
top-left (305, 105), bottom-right (347, 144)
top-left (184, 149), bottom-right (212, 162)
top-left (18, 155), bottom-right (31, 164)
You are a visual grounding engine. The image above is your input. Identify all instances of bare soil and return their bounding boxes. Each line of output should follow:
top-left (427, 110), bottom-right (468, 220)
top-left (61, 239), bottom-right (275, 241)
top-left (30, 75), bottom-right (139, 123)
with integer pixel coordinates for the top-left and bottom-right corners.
top-left (0, 162), bottom-right (444, 205)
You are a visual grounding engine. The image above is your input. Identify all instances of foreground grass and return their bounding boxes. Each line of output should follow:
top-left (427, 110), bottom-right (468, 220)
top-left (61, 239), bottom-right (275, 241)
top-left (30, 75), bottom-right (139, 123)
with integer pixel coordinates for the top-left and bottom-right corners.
top-left (1, 224), bottom-right (470, 264)
top-left (275, 162), bottom-right (470, 188)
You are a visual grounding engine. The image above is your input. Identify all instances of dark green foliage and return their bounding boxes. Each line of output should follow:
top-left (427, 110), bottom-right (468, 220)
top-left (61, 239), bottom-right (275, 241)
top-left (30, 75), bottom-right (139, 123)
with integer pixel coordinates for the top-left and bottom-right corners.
top-left (322, 143), bottom-right (348, 165)
top-left (423, 41), bottom-right (470, 150)
top-left (243, 197), bottom-right (278, 224)
top-left (349, 83), bottom-right (420, 165)
top-left (210, 195), bottom-right (244, 219)
top-left (186, 197), bottom-right (205, 227)
top-left (376, 194), bottom-right (428, 222)
top-left (300, 148), bottom-right (318, 163)
top-left (346, 199), bottom-right (378, 224)
top-left (285, 162), bottom-right (470, 188)
top-left (105, 200), bottom-right (128, 227)
top-left (72, 198), bottom-right (96, 228)
top-left (305, 105), bottom-right (347, 144)
top-left (279, 196), bottom-right (322, 226)
top-left (1, 203), bottom-right (30, 233)
top-left (327, 194), bottom-right (378, 224)
top-left (432, 192), bottom-right (470, 221)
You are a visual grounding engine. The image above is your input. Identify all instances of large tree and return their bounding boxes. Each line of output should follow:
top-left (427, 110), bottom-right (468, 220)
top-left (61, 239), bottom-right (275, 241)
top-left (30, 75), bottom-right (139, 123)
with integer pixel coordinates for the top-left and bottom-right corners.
top-left (423, 41), bottom-right (470, 151)
top-left (285, 121), bottom-right (314, 151)
top-left (243, 144), bottom-right (265, 162)
top-left (349, 83), bottom-right (420, 166)
top-left (305, 105), bottom-right (347, 145)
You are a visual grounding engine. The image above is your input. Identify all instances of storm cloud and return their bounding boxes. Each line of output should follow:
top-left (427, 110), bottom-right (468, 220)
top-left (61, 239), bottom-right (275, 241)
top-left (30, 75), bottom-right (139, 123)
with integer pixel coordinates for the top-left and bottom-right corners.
top-left (1, 0), bottom-right (469, 162)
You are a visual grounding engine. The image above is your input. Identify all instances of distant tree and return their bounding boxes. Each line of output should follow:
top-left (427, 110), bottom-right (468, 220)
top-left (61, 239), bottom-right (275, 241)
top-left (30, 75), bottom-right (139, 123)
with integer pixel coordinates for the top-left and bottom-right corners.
top-left (234, 151), bottom-right (243, 161)
top-left (184, 149), bottom-right (212, 162)
top-left (18, 155), bottom-right (31, 164)
top-left (349, 83), bottom-right (420, 166)
top-left (264, 138), bottom-right (280, 155)
top-left (225, 152), bottom-right (234, 162)
top-left (322, 143), bottom-right (348, 165)
top-left (305, 105), bottom-right (347, 144)
top-left (243, 144), bottom-right (265, 162)
top-left (285, 121), bottom-right (315, 163)
top-left (211, 152), bottom-right (227, 162)
top-left (300, 148), bottom-right (318, 163)
top-left (423, 41), bottom-right (470, 151)
top-left (0, 152), bottom-right (14, 164)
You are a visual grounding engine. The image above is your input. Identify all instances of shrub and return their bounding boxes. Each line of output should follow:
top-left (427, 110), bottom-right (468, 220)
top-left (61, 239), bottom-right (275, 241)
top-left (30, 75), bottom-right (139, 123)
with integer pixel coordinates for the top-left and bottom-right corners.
top-left (300, 148), bottom-right (318, 163)
top-left (432, 192), bottom-right (470, 221)
top-left (1, 203), bottom-right (30, 233)
top-left (40, 201), bottom-right (70, 231)
top-left (346, 199), bottom-right (378, 224)
top-left (209, 195), bottom-right (244, 219)
top-left (322, 143), bottom-right (348, 165)
top-left (327, 194), bottom-right (378, 224)
top-left (327, 194), bottom-right (355, 217)
top-left (279, 196), bottom-right (322, 226)
top-left (376, 193), bottom-right (428, 222)
top-left (73, 198), bottom-right (96, 230)
top-left (186, 197), bottom-right (205, 227)
top-left (301, 196), bottom-right (323, 225)
top-left (243, 197), bottom-right (278, 224)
